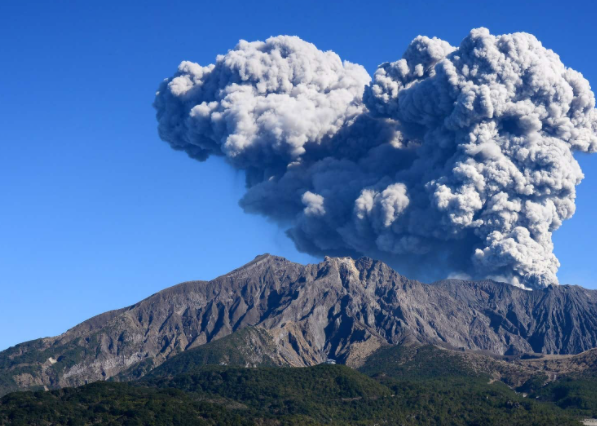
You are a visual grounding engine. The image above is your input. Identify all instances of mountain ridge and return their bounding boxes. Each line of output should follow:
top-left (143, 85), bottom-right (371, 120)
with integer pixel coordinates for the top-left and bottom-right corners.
top-left (1, 253), bottom-right (596, 396)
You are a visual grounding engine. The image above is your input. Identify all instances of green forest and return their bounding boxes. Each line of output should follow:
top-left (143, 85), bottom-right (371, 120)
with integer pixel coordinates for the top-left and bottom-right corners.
top-left (2, 344), bottom-right (596, 426)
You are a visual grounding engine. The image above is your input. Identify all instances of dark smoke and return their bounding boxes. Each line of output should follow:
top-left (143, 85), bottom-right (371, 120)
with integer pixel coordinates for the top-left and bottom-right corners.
top-left (154, 29), bottom-right (597, 289)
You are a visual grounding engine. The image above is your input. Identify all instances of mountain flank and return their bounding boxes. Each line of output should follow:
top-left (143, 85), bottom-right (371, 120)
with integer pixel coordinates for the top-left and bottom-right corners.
top-left (1, 254), bottom-right (597, 396)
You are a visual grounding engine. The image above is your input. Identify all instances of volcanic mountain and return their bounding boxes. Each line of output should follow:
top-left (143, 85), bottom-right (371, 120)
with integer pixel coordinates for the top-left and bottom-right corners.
top-left (1, 254), bottom-right (597, 396)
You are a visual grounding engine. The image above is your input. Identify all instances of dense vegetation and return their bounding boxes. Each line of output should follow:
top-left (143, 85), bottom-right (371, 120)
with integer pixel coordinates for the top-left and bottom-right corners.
top-left (359, 344), bottom-right (481, 381)
top-left (0, 362), bottom-right (585, 425)
top-left (142, 328), bottom-right (281, 379)
top-left (0, 382), bottom-right (245, 426)
top-left (531, 377), bottom-right (597, 419)
top-left (2, 340), bottom-right (595, 425)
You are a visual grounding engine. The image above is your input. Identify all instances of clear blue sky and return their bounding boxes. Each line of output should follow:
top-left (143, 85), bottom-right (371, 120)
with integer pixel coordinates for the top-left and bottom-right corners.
top-left (2, 0), bottom-right (597, 351)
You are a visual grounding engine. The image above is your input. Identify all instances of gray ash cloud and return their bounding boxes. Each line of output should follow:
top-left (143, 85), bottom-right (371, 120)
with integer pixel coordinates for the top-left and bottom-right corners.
top-left (154, 29), bottom-right (597, 289)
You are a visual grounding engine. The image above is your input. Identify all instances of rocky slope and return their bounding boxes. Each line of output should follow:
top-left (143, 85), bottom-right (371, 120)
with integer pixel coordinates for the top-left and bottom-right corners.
top-left (1, 254), bottom-right (597, 396)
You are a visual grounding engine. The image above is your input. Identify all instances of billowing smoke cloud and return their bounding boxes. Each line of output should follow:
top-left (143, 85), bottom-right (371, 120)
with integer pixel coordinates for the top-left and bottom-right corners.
top-left (154, 29), bottom-right (597, 289)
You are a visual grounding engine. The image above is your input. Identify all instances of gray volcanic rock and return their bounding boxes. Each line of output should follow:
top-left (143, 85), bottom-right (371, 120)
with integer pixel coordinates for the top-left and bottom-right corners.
top-left (1, 254), bottom-right (596, 396)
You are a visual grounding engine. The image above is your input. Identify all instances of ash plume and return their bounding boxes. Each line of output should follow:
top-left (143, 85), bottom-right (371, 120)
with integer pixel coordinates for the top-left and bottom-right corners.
top-left (154, 29), bottom-right (597, 289)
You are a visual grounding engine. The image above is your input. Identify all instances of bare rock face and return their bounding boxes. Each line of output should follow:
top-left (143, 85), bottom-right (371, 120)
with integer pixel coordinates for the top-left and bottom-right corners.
top-left (1, 254), bottom-right (597, 396)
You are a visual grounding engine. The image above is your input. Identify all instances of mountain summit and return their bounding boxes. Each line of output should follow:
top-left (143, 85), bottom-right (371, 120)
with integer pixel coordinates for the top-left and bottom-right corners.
top-left (1, 254), bottom-right (596, 396)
